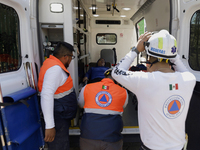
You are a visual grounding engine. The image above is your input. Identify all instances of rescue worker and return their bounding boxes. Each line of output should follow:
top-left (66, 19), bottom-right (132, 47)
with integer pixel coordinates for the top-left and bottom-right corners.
top-left (78, 68), bottom-right (128, 150)
top-left (38, 42), bottom-right (77, 150)
top-left (111, 30), bottom-right (196, 150)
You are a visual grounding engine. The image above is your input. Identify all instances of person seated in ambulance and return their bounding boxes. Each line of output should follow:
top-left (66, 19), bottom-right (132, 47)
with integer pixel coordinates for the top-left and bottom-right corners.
top-left (83, 58), bottom-right (109, 84)
top-left (78, 68), bottom-right (128, 150)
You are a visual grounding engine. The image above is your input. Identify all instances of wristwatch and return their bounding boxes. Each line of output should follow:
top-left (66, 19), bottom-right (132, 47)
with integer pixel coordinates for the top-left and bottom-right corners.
top-left (131, 46), bottom-right (139, 54)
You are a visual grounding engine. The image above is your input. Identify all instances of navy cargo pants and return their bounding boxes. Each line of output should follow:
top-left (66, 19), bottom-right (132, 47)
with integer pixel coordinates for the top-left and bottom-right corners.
top-left (42, 118), bottom-right (71, 150)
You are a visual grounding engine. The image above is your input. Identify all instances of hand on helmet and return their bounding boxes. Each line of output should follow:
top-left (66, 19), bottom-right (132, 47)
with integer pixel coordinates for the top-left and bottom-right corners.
top-left (136, 32), bottom-right (152, 52)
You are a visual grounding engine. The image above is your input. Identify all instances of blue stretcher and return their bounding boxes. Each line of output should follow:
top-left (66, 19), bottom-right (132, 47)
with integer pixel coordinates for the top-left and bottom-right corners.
top-left (0, 87), bottom-right (44, 150)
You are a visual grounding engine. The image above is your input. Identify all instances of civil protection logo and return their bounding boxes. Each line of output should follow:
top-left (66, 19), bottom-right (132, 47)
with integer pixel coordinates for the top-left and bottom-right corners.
top-left (163, 95), bottom-right (185, 119)
top-left (95, 91), bottom-right (112, 107)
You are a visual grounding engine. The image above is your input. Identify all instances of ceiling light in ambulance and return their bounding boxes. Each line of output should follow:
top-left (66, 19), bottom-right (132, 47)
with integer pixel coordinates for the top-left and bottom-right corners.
top-left (93, 14), bottom-right (99, 17)
top-left (89, 7), bottom-right (98, 9)
top-left (120, 15), bottom-right (126, 18)
top-left (122, 8), bottom-right (131, 11)
top-left (73, 7), bottom-right (82, 10)
top-left (50, 3), bottom-right (63, 13)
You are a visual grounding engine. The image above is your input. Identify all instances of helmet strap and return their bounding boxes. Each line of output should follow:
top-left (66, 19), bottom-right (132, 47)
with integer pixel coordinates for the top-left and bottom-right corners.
top-left (146, 56), bottom-right (173, 68)
top-left (157, 58), bottom-right (170, 64)
top-left (168, 60), bottom-right (175, 68)
top-left (149, 58), bottom-right (169, 68)
top-left (158, 58), bottom-right (163, 62)
top-left (149, 59), bottom-right (159, 68)
top-left (156, 58), bottom-right (176, 69)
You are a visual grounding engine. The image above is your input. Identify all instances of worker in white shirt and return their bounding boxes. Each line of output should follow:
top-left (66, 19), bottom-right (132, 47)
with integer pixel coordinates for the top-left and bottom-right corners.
top-left (112, 30), bottom-right (196, 150)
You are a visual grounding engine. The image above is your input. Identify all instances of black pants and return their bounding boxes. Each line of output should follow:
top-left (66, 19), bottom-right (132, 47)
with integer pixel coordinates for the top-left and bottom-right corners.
top-left (139, 143), bottom-right (151, 150)
top-left (42, 118), bottom-right (71, 150)
top-left (140, 143), bottom-right (184, 150)
top-left (80, 137), bottom-right (123, 150)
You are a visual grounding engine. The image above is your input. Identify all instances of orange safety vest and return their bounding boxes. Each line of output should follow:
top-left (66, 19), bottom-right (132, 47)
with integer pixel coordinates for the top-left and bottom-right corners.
top-left (83, 78), bottom-right (127, 112)
top-left (38, 55), bottom-right (73, 94)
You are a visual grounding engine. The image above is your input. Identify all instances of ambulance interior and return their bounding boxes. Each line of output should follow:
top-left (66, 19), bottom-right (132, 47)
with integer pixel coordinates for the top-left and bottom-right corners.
top-left (38, 0), bottom-right (171, 134)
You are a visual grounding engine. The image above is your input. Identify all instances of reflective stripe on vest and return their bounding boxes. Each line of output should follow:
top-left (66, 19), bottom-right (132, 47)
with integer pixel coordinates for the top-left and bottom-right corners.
top-left (38, 55), bottom-right (73, 95)
top-left (83, 78), bottom-right (127, 113)
top-left (84, 108), bottom-right (123, 115)
top-left (54, 87), bottom-right (74, 99)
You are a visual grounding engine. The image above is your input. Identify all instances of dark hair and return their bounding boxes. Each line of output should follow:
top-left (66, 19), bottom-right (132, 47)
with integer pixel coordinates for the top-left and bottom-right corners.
top-left (53, 42), bottom-right (75, 58)
top-left (96, 58), bottom-right (105, 66)
top-left (136, 64), bottom-right (147, 70)
top-left (129, 66), bottom-right (140, 71)
top-left (149, 56), bottom-right (173, 68)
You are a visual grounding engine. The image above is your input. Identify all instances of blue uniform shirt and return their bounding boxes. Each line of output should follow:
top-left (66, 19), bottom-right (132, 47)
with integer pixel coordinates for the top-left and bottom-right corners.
top-left (85, 66), bottom-right (109, 80)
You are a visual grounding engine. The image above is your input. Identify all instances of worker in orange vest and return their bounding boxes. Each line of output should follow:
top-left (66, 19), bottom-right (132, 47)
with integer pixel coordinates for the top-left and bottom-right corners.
top-left (38, 42), bottom-right (77, 150)
top-left (78, 68), bottom-right (128, 150)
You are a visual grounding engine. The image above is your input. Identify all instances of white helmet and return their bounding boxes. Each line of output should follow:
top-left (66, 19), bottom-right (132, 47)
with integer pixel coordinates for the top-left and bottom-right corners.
top-left (145, 30), bottom-right (177, 59)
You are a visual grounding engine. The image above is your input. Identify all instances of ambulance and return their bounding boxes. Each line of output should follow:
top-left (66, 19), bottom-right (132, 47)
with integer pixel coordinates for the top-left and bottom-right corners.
top-left (0, 0), bottom-right (199, 149)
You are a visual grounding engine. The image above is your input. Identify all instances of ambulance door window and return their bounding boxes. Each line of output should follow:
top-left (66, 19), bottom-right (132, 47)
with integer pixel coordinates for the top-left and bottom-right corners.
top-left (0, 3), bottom-right (21, 73)
top-left (136, 18), bottom-right (146, 63)
top-left (96, 33), bottom-right (117, 45)
top-left (136, 18), bottom-right (146, 37)
top-left (189, 10), bottom-right (200, 71)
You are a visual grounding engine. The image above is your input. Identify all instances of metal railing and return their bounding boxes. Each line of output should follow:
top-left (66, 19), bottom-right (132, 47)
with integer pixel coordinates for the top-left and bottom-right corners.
top-left (0, 84), bottom-right (6, 147)
top-left (24, 62), bottom-right (36, 90)
top-left (78, 53), bottom-right (90, 60)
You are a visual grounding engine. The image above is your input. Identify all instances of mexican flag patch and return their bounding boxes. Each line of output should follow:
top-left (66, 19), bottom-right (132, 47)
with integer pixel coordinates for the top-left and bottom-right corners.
top-left (102, 85), bottom-right (109, 90)
top-left (169, 83), bottom-right (178, 90)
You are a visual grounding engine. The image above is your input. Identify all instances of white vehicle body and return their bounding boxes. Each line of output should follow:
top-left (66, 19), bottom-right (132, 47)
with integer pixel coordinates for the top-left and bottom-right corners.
top-left (0, 0), bottom-right (199, 149)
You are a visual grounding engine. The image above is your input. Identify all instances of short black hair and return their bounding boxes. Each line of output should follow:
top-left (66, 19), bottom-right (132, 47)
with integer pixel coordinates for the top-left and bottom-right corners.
top-left (96, 58), bottom-right (106, 66)
top-left (53, 42), bottom-right (75, 58)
